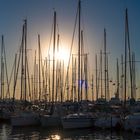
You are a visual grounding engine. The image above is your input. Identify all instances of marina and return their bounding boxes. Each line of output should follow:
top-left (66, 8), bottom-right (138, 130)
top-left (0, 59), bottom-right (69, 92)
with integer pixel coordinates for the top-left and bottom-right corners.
top-left (0, 0), bottom-right (140, 139)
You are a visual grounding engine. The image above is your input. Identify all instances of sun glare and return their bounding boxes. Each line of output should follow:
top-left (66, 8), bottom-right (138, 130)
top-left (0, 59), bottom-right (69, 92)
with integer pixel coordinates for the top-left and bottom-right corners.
top-left (56, 48), bottom-right (69, 62)
top-left (41, 39), bottom-right (70, 67)
top-left (46, 47), bottom-right (70, 66)
top-left (49, 134), bottom-right (61, 140)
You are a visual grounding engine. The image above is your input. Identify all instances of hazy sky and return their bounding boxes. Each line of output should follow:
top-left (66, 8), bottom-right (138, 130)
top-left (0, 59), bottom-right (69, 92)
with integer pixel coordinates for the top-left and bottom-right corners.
top-left (0, 0), bottom-right (140, 98)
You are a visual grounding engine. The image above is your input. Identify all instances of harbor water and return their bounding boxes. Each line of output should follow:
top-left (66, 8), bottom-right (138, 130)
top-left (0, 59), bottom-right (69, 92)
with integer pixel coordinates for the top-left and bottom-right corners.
top-left (0, 123), bottom-right (140, 140)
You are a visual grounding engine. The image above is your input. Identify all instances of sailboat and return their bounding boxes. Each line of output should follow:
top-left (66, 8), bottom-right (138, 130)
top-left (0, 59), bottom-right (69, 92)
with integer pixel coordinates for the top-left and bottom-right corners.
top-left (61, 0), bottom-right (95, 129)
top-left (122, 8), bottom-right (140, 133)
top-left (11, 20), bottom-right (40, 127)
top-left (40, 11), bottom-right (63, 128)
top-left (0, 35), bottom-right (14, 121)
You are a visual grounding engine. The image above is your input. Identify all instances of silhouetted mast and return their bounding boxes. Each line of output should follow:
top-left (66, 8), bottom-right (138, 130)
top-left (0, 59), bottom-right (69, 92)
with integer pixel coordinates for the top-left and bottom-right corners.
top-left (24, 19), bottom-right (27, 102)
top-left (116, 58), bottom-right (119, 98)
top-left (104, 28), bottom-right (107, 101)
top-left (78, 0), bottom-right (81, 102)
top-left (80, 30), bottom-right (84, 101)
top-left (121, 55), bottom-right (124, 100)
top-left (1, 36), bottom-right (4, 99)
top-left (52, 11), bottom-right (56, 103)
top-left (124, 10), bottom-right (127, 106)
top-left (95, 54), bottom-right (98, 100)
top-left (84, 54), bottom-right (88, 100)
top-left (91, 74), bottom-right (94, 101)
top-left (100, 50), bottom-right (103, 98)
top-left (38, 34), bottom-right (41, 100)
top-left (125, 9), bottom-right (133, 99)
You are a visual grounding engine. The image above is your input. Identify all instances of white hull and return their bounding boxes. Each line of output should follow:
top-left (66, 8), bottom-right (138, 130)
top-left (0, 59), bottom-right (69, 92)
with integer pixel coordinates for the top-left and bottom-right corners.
top-left (61, 113), bottom-right (95, 129)
top-left (11, 112), bottom-right (40, 127)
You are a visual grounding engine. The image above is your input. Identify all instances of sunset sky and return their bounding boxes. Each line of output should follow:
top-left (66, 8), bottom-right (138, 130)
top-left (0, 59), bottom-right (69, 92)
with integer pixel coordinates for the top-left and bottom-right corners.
top-left (0, 0), bottom-right (140, 99)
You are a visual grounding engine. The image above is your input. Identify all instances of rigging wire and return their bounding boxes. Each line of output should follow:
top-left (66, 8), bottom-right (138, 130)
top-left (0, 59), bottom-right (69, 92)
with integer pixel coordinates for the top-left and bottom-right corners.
top-left (63, 3), bottom-right (79, 100)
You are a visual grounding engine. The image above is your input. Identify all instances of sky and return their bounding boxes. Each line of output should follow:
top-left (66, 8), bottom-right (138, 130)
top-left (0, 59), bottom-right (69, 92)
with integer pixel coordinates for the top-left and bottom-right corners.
top-left (0, 0), bottom-right (140, 99)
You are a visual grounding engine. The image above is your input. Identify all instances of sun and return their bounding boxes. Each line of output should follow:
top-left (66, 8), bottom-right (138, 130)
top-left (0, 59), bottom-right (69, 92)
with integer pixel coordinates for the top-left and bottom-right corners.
top-left (56, 47), bottom-right (70, 64)
top-left (41, 40), bottom-right (70, 67)
top-left (48, 45), bottom-right (70, 66)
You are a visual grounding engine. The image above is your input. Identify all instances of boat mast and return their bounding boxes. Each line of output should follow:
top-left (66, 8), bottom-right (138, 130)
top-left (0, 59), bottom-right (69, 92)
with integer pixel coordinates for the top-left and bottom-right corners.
top-left (20, 23), bottom-right (24, 101)
top-left (106, 55), bottom-right (110, 99)
top-left (125, 9), bottom-right (133, 99)
top-left (2, 35), bottom-right (10, 99)
top-left (91, 74), bottom-right (94, 101)
top-left (84, 53), bottom-right (88, 100)
top-left (95, 54), bottom-right (98, 100)
top-left (78, 0), bottom-right (81, 102)
top-left (34, 50), bottom-right (37, 101)
top-left (52, 11), bottom-right (56, 104)
top-left (132, 52), bottom-right (136, 99)
top-left (121, 55), bottom-right (124, 100)
top-left (104, 28), bottom-right (107, 101)
top-left (1, 35), bottom-right (4, 99)
top-left (100, 50), bottom-right (103, 98)
top-left (48, 54), bottom-right (51, 102)
top-left (45, 57), bottom-right (48, 102)
top-left (24, 19), bottom-right (27, 102)
top-left (124, 10), bottom-right (127, 106)
top-left (55, 59), bottom-right (58, 101)
top-left (74, 58), bottom-right (77, 101)
top-left (38, 34), bottom-right (41, 101)
top-left (13, 54), bottom-right (17, 101)
top-left (116, 58), bottom-right (119, 98)
top-left (72, 54), bottom-right (74, 101)
top-left (80, 30), bottom-right (83, 101)
top-left (61, 60), bottom-right (64, 102)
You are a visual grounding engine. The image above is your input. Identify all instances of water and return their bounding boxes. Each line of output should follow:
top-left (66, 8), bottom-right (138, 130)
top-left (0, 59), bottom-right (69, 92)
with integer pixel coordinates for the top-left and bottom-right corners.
top-left (0, 123), bottom-right (140, 140)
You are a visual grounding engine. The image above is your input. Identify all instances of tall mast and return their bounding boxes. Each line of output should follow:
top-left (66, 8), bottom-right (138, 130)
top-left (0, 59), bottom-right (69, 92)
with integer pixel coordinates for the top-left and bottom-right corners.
top-left (84, 54), bottom-right (88, 100)
top-left (45, 58), bottom-right (48, 102)
top-left (74, 58), bottom-right (77, 101)
top-left (48, 54), bottom-right (51, 102)
top-left (38, 34), bottom-right (41, 101)
top-left (116, 58), bottom-right (119, 98)
top-left (121, 55), bottom-right (124, 100)
top-left (125, 9), bottom-right (133, 99)
top-left (124, 10), bottom-right (127, 106)
top-left (80, 30), bottom-right (84, 101)
top-left (132, 52), bottom-right (136, 99)
top-left (24, 19), bottom-right (27, 102)
top-left (104, 28), bottom-right (107, 101)
top-left (55, 60), bottom-right (58, 101)
top-left (72, 54), bottom-right (74, 101)
top-left (61, 60), bottom-right (64, 102)
top-left (52, 11), bottom-right (56, 103)
top-left (78, 0), bottom-right (81, 102)
top-left (2, 35), bottom-right (10, 99)
top-left (1, 35), bottom-right (4, 99)
top-left (13, 54), bottom-right (17, 101)
top-left (106, 55), bottom-right (110, 99)
top-left (34, 50), bottom-right (37, 101)
top-left (91, 74), bottom-right (94, 101)
top-left (20, 23), bottom-right (24, 100)
top-left (100, 50), bottom-right (103, 98)
top-left (95, 54), bottom-right (98, 100)
top-left (66, 68), bottom-right (69, 101)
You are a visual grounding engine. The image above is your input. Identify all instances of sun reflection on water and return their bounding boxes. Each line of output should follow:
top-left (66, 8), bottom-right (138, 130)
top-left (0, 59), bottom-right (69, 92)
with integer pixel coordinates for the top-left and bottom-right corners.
top-left (46, 134), bottom-right (61, 140)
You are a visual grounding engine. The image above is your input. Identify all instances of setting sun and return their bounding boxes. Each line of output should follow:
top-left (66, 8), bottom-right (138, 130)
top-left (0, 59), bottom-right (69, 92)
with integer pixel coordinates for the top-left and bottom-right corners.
top-left (43, 44), bottom-right (70, 67)
top-left (56, 48), bottom-right (70, 63)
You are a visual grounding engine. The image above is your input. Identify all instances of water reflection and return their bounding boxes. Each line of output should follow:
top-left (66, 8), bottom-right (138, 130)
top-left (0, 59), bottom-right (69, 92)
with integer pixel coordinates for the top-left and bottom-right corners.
top-left (0, 123), bottom-right (140, 140)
